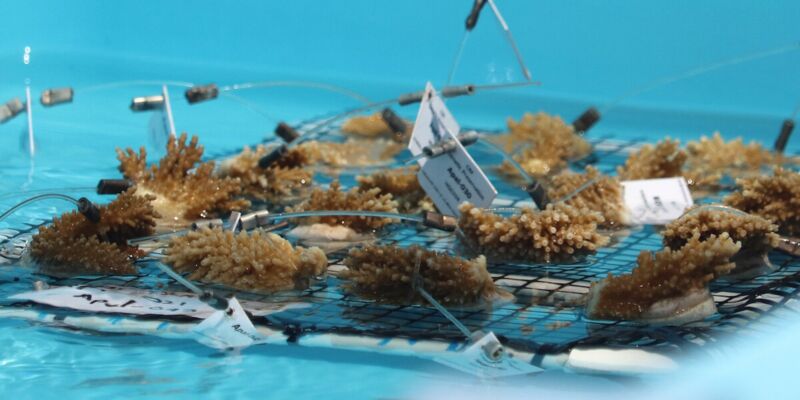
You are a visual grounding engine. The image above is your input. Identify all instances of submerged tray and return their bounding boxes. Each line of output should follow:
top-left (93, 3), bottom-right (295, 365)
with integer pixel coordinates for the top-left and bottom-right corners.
top-left (1, 132), bottom-right (799, 367)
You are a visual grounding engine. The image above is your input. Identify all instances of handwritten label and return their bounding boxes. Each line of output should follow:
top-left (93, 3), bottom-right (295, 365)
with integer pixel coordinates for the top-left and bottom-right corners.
top-left (9, 285), bottom-right (309, 318)
top-left (433, 332), bottom-right (542, 378)
top-left (409, 82), bottom-right (497, 216)
top-left (193, 297), bottom-right (269, 349)
top-left (148, 85), bottom-right (176, 151)
top-left (621, 177), bottom-right (694, 225)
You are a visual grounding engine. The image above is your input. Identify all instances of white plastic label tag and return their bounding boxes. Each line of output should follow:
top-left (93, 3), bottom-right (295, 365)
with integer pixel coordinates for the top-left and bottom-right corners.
top-left (148, 85), bottom-right (176, 150)
top-left (621, 177), bottom-right (694, 225)
top-left (9, 285), bottom-right (309, 318)
top-left (434, 332), bottom-right (542, 378)
top-left (193, 297), bottom-right (268, 349)
top-left (409, 82), bottom-right (497, 216)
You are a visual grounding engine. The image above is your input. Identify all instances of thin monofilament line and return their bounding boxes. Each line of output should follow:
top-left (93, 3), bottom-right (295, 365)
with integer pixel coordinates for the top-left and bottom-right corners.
top-left (219, 80), bottom-right (373, 105)
top-left (601, 41), bottom-right (800, 114)
top-left (0, 187), bottom-right (94, 202)
top-left (0, 193), bottom-right (80, 224)
top-left (77, 80), bottom-right (195, 93)
top-left (447, 31), bottom-right (471, 86)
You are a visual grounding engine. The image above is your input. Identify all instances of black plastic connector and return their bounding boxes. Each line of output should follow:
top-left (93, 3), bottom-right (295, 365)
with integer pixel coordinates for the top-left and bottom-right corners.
top-left (96, 179), bottom-right (133, 195)
top-left (275, 122), bottom-right (300, 143)
top-left (381, 108), bottom-right (407, 135)
top-left (185, 83), bottom-right (218, 104)
top-left (77, 197), bottom-right (101, 223)
top-left (774, 119), bottom-right (795, 153)
top-left (572, 107), bottom-right (601, 134)
top-left (258, 144), bottom-right (288, 169)
top-left (525, 181), bottom-right (549, 209)
top-left (465, 0), bottom-right (488, 30)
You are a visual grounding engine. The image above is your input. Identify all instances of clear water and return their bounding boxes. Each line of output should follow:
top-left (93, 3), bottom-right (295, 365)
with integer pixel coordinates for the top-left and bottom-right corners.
top-left (1, 1), bottom-right (799, 398)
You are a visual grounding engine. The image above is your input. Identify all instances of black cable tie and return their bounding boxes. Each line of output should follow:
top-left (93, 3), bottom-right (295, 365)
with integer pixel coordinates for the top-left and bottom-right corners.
top-left (465, 0), bottom-right (488, 30)
top-left (77, 197), bottom-right (100, 223)
top-left (525, 181), bottom-right (549, 208)
top-left (258, 144), bottom-right (288, 169)
top-left (381, 108), bottom-right (407, 135)
top-left (572, 107), bottom-right (601, 134)
top-left (275, 122), bottom-right (300, 143)
top-left (96, 179), bottom-right (133, 195)
top-left (184, 83), bottom-right (218, 104)
top-left (774, 119), bottom-right (794, 153)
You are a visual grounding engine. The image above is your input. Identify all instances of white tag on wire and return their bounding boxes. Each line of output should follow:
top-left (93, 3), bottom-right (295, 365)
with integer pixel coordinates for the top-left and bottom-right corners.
top-left (409, 82), bottom-right (497, 217)
top-left (148, 85), bottom-right (176, 151)
top-left (433, 332), bottom-right (542, 378)
top-left (9, 285), bottom-right (309, 319)
top-left (192, 297), bottom-right (269, 349)
top-left (621, 177), bottom-right (694, 225)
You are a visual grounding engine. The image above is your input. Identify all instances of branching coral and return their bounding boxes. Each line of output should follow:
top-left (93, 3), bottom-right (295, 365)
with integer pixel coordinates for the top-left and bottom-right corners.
top-left (458, 202), bottom-right (609, 263)
top-left (217, 144), bottom-right (313, 203)
top-left (684, 132), bottom-right (785, 188)
top-left (30, 189), bottom-right (159, 275)
top-left (662, 207), bottom-right (779, 256)
top-left (287, 181), bottom-right (399, 232)
top-left (356, 167), bottom-right (433, 213)
top-left (341, 113), bottom-right (394, 138)
top-left (586, 234), bottom-right (740, 323)
top-left (164, 227), bottom-right (328, 292)
top-left (617, 138), bottom-right (687, 180)
top-left (117, 133), bottom-right (248, 224)
top-left (494, 112), bottom-right (593, 179)
top-left (341, 245), bottom-right (502, 306)
top-left (724, 168), bottom-right (800, 236)
top-left (547, 166), bottom-right (626, 227)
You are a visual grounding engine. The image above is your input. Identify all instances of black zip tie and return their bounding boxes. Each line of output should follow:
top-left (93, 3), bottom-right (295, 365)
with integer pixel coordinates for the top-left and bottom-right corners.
top-left (465, 0), bottom-right (488, 30)
top-left (40, 87), bottom-right (74, 107)
top-left (275, 122), bottom-right (300, 143)
top-left (572, 107), bottom-right (601, 134)
top-left (185, 83), bottom-right (218, 104)
top-left (77, 197), bottom-right (100, 223)
top-left (96, 179), bottom-right (133, 195)
top-left (525, 181), bottom-right (549, 208)
top-left (397, 85), bottom-right (476, 106)
top-left (774, 119), bottom-right (794, 153)
top-left (381, 108), bottom-right (407, 136)
top-left (258, 144), bottom-right (288, 169)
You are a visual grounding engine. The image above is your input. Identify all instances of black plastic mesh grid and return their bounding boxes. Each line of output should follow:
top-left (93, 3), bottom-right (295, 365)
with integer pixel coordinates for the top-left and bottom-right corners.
top-left (1, 131), bottom-right (799, 358)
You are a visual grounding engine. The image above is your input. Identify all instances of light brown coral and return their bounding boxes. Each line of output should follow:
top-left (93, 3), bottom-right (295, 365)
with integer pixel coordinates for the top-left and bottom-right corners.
top-left (287, 181), bottom-right (400, 232)
top-left (117, 133), bottom-right (249, 223)
top-left (662, 206), bottom-right (779, 256)
top-left (217, 144), bottom-right (313, 203)
top-left (547, 166), bottom-right (626, 227)
top-left (30, 189), bottom-right (160, 275)
top-left (341, 113), bottom-right (394, 138)
top-left (295, 138), bottom-right (405, 168)
top-left (684, 132), bottom-right (783, 188)
top-left (724, 168), bottom-right (800, 236)
top-left (586, 234), bottom-right (740, 321)
top-left (494, 112), bottom-right (592, 179)
top-left (458, 202), bottom-right (609, 263)
top-left (164, 227), bottom-right (328, 292)
top-left (617, 138), bottom-right (687, 180)
top-left (341, 245), bottom-right (501, 306)
top-left (356, 167), bottom-right (433, 213)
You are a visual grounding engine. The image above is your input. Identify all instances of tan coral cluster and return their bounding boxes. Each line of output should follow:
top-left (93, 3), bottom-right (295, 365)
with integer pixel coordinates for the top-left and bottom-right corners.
top-left (724, 168), bottom-right (800, 236)
top-left (684, 132), bottom-right (783, 188)
top-left (217, 144), bottom-right (313, 203)
top-left (341, 245), bottom-right (501, 306)
top-left (287, 181), bottom-right (399, 232)
top-left (662, 207), bottom-right (779, 255)
top-left (547, 166), bottom-right (626, 227)
top-left (30, 189), bottom-right (159, 275)
top-left (458, 202), bottom-right (609, 263)
top-left (587, 234), bottom-right (740, 321)
top-left (617, 138), bottom-right (687, 180)
top-left (117, 133), bottom-right (248, 225)
top-left (341, 112), bottom-right (411, 142)
top-left (356, 167), bottom-right (433, 213)
top-left (295, 138), bottom-right (405, 168)
top-left (495, 112), bottom-right (592, 179)
top-left (164, 227), bottom-right (327, 292)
